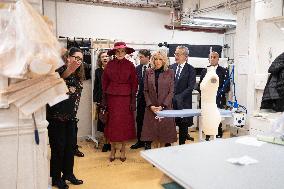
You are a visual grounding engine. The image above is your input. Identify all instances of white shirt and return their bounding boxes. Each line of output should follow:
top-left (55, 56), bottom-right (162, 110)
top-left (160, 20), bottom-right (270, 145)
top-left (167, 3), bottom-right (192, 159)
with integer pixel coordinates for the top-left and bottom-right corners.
top-left (142, 63), bottom-right (150, 76)
top-left (175, 62), bottom-right (186, 78)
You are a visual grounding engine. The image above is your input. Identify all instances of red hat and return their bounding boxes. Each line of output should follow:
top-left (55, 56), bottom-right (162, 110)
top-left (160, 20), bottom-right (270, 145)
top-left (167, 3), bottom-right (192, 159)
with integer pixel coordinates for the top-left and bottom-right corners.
top-left (107, 42), bottom-right (135, 56)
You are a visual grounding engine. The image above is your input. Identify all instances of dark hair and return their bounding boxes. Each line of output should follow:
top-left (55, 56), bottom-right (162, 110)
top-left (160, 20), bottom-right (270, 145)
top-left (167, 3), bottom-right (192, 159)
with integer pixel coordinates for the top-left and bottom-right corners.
top-left (68, 47), bottom-right (85, 81)
top-left (61, 50), bottom-right (69, 64)
top-left (97, 50), bottom-right (108, 68)
top-left (138, 49), bottom-right (151, 58)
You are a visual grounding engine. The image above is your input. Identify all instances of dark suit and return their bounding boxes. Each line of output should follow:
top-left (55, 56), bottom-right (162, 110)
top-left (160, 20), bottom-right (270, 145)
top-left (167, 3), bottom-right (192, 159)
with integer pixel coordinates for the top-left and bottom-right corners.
top-left (170, 63), bottom-right (196, 144)
top-left (197, 65), bottom-right (230, 108)
top-left (135, 64), bottom-right (148, 142)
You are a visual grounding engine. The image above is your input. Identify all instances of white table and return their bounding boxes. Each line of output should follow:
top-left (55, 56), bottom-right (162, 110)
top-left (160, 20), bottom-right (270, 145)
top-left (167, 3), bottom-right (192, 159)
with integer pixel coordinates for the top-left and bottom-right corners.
top-left (141, 137), bottom-right (284, 189)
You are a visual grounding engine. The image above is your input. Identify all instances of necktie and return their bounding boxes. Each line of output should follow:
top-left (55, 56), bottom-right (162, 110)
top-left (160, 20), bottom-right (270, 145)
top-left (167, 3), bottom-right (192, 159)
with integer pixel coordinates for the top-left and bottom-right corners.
top-left (142, 65), bottom-right (147, 78)
top-left (176, 65), bottom-right (181, 80)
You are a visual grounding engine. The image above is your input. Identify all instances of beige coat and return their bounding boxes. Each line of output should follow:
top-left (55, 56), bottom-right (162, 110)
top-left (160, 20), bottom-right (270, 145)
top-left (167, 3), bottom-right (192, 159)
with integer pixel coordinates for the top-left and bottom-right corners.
top-left (141, 68), bottom-right (177, 143)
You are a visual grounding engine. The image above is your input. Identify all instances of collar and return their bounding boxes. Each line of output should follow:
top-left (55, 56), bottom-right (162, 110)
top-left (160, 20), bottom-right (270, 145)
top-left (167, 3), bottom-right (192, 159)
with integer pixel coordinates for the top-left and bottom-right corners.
top-left (142, 63), bottom-right (150, 68)
top-left (177, 62), bottom-right (186, 69)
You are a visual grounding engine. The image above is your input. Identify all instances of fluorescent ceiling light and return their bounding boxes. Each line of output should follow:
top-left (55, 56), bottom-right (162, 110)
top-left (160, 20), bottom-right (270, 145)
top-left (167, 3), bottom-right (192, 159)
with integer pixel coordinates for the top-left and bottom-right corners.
top-left (193, 17), bottom-right (237, 26)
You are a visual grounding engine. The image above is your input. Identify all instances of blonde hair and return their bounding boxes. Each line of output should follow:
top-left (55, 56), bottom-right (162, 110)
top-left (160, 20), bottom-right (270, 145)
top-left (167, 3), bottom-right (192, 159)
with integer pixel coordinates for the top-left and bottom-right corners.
top-left (150, 50), bottom-right (169, 71)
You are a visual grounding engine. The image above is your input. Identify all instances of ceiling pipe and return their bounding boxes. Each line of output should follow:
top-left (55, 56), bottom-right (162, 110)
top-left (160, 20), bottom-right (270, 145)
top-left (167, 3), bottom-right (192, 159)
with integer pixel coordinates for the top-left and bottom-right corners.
top-left (164, 24), bottom-right (226, 34)
top-left (63, 0), bottom-right (176, 8)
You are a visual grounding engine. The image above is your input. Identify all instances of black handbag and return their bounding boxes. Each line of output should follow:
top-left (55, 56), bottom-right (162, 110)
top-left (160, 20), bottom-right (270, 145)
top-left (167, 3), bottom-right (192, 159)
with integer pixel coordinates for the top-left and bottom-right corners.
top-left (98, 107), bottom-right (108, 124)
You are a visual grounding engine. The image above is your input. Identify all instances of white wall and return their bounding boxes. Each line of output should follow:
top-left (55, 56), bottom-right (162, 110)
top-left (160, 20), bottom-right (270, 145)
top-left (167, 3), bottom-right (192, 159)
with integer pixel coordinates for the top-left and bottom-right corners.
top-left (44, 1), bottom-right (224, 45)
top-left (256, 21), bottom-right (284, 74)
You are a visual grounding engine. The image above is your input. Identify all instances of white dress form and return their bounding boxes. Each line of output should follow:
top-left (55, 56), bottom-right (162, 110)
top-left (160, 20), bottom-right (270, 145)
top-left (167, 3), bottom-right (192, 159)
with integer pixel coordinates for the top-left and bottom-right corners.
top-left (200, 66), bottom-right (221, 138)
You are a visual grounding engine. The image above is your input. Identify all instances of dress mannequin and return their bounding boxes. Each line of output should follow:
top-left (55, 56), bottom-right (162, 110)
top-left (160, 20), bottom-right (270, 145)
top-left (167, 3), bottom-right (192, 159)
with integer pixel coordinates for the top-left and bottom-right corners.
top-left (200, 66), bottom-right (221, 137)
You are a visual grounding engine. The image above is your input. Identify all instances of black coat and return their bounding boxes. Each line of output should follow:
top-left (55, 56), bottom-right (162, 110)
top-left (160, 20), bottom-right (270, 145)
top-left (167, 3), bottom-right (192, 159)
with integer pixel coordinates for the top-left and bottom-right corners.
top-left (93, 68), bottom-right (103, 103)
top-left (197, 65), bottom-right (230, 108)
top-left (135, 64), bottom-right (148, 130)
top-left (136, 64), bottom-right (147, 103)
top-left (261, 52), bottom-right (284, 111)
top-left (170, 63), bottom-right (196, 125)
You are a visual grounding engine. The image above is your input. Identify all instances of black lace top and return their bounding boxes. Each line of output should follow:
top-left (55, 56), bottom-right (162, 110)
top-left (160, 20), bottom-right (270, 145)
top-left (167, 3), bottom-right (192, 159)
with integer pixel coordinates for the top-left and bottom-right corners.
top-left (46, 65), bottom-right (83, 121)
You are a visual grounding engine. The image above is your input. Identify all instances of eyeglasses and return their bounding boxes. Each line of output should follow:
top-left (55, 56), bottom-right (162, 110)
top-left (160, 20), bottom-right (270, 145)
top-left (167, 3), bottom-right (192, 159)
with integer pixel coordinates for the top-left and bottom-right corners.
top-left (71, 56), bottom-right (83, 63)
top-left (174, 53), bottom-right (184, 57)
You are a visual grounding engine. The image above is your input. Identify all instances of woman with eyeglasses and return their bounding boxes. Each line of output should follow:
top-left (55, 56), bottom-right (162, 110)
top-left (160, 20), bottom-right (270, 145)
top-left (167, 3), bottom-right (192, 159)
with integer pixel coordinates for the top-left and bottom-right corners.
top-left (47, 47), bottom-right (84, 189)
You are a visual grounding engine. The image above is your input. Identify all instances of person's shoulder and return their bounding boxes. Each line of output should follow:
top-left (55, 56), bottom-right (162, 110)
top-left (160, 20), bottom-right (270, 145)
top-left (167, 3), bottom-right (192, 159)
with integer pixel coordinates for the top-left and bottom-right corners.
top-left (146, 68), bottom-right (154, 74)
top-left (123, 58), bottom-right (135, 67)
top-left (185, 62), bottom-right (194, 69)
top-left (136, 64), bottom-right (142, 70)
top-left (170, 63), bottom-right (177, 68)
top-left (217, 65), bottom-right (228, 72)
top-left (166, 68), bottom-right (174, 74)
top-left (56, 65), bottom-right (67, 75)
top-left (95, 67), bottom-right (103, 72)
top-left (201, 68), bottom-right (207, 73)
top-left (108, 59), bottom-right (116, 64)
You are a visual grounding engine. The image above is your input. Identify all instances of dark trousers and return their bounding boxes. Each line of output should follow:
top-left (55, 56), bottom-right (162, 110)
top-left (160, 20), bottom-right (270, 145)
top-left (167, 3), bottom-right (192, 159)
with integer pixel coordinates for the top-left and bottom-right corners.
top-left (48, 119), bottom-right (76, 179)
top-left (176, 120), bottom-right (188, 145)
top-left (136, 98), bottom-right (146, 141)
top-left (74, 119), bottom-right (79, 150)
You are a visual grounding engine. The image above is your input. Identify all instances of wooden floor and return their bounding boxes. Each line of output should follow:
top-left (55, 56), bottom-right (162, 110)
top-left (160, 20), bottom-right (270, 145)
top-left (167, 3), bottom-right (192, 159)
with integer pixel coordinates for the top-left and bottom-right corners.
top-left (51, 130), bottom-right (230, 189)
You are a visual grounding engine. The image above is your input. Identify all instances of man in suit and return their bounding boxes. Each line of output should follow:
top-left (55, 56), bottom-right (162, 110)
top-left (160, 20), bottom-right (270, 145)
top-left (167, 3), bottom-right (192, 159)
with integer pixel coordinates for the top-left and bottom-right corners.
top-left (171, 46), bottom-right (196, 145)
top-left (130, 49), bottom-right (151, 149)
top-left (197, 51), bottom-right (230, 140)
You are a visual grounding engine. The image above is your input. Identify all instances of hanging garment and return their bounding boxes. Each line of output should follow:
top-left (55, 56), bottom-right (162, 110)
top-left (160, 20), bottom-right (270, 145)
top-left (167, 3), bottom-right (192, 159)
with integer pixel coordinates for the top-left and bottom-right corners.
top-left (261, 52), bottom-right (284, 112)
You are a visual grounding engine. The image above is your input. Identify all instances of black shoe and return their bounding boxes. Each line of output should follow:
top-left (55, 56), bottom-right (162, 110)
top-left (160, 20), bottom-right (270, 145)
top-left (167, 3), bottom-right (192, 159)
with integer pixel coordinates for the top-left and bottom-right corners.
top-left (144, 142), bottom-right (151, 150)
top-left (52, 178), bottom-right (69, 189)
top-left (63, 174), bottom-right (83, 185)
top-left (102, 143), bottom-right (111, 152)
top-left (205, 135), bottom-right (210, 141)
top-left (216, 134), bottom-right (223, 138)
top-left (179, 139), bottom-right (186, 145)
top-left (216, 125), bottom-right (223, 138)
top-left (165, 143), bottom-right (171, 147)
top-left (74, 148), bottom-right (84, 157)
top-left (216, 130), bottom-right (223, 138)
top-left (130, 141), bottom-right (144, 149)
top-left (186, 134), bottom-right (194, 141)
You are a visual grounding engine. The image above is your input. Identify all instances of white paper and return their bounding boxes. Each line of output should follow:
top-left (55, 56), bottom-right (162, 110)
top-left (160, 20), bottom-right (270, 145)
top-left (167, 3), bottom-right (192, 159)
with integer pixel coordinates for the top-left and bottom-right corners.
top-left (227, 155), bottom-right (258, 166)
top-left (235, 136), bottom-right (266, 147)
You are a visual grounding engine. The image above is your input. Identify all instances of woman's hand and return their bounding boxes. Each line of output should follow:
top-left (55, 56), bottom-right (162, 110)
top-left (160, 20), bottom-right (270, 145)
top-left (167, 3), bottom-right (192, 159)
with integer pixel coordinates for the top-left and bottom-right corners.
top-left (157, 106), bottom-right (163, 111)
top-left (67, 59), bottom-right (81, 73)
top-left (150, 106), bottom-right (161, 113)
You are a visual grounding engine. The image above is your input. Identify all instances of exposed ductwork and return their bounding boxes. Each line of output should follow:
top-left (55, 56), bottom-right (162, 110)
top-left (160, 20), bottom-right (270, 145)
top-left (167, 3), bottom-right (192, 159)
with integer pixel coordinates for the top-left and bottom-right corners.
top-left (60, 0), bottom-right (180, 8)
top-left (175, 0), bottom-right (251, 30)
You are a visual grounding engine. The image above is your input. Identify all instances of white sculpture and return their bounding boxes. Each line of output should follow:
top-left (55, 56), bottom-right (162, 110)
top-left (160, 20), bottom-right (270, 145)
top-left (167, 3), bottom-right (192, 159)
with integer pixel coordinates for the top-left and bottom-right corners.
top-left (200, 66), bottom-right (221, 136)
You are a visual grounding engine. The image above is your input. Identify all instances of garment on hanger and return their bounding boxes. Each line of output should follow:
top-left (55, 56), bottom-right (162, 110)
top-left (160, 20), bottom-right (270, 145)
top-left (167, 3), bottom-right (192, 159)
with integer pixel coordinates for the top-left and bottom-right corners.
top-left (261, 52), bottom-right (284, 112)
